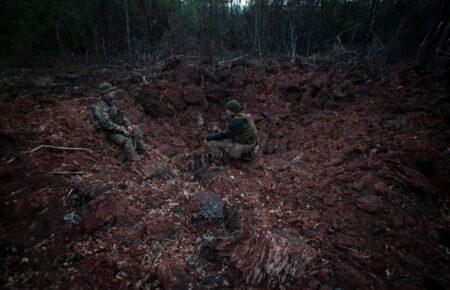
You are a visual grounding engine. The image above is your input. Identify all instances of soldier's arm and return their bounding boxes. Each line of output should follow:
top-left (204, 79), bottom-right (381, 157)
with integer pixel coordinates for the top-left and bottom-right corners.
top-left (115, 104), bottom-right (131, 126)
top-left (206, 119), bottom-right (246, 141)
top-left (97, 105), bottom-right (125, 133)
top-left (243, 113), bottom-right (265, 123)
top-left (122, 116), bottom-right (132, 126)
top-left (252, 115), bottom-right (264, 123)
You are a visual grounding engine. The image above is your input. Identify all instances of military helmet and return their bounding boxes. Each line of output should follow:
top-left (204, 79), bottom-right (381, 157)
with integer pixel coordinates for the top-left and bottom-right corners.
top-left (226, 99), bottom-right (242, 113)
top-left (98, 82), bottom-right (115, 94)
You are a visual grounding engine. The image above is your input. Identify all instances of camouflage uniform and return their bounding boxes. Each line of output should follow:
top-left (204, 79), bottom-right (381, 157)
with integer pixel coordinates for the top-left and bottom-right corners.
top-left (91, 83), bottom-right (146, 161)
top-left (206, 100), bottom-right (259, 165)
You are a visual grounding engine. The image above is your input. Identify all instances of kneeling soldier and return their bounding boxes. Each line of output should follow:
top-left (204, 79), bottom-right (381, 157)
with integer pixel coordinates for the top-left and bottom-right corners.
top-left (205, 99), bottom-right (260, 165)
top-left (91, 82), bottom-right (147, 162)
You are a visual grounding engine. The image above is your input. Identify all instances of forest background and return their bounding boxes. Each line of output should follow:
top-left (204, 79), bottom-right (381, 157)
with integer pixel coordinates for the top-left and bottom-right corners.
top-left (1, 0), bottom-right (449, 66)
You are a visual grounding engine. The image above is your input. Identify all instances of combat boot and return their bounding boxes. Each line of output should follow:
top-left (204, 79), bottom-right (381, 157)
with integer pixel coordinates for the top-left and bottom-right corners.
top-left (136, 141), bottom-right (150, 155)
top-left (241, 152), bottom-right (253, 161)
top-left (124, 148), bottom-right (138, 162)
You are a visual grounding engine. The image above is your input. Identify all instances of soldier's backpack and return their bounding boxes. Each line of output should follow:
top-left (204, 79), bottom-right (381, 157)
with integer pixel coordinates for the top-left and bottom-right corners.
top-left (235, 113), bottom-right (259, 141)
top-left (235, 113), bottom-right (261, 157)
top-left (90, 106), bottom-right (102, 130)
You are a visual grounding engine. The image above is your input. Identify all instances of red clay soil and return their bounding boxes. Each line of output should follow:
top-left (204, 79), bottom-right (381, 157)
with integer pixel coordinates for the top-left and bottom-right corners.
top-left (0, 60), bottom-right (449, 289)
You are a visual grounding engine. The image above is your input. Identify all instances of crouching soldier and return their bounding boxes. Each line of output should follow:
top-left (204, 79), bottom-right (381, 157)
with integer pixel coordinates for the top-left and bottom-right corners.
top-left (205, 99), bottom-right (260, 165)
top-left (91, 82), bottom-right (148, 162)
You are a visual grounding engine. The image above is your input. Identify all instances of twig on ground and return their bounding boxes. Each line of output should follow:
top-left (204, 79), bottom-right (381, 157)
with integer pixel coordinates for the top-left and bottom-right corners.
top-left (131, 163), bottom-right (144, 179)
top-left (64, 188), bottom-right (74, 201)
top-left (27, 145), bottom-right (93, 154)
top-left (336, 244), bottom-right (359, 252)
top-left (135, 273), bottom-right (150, 289)
top-left (9, 186), bottom-right (32, 197)
top-left (224, 205), bottom-right (239, 228)
top-left (51, 171), bottom-right (87, 175)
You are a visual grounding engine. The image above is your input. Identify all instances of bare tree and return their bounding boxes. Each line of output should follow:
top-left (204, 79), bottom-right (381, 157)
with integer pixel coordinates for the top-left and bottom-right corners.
top-left (124, 0), bottom-right (131, 58)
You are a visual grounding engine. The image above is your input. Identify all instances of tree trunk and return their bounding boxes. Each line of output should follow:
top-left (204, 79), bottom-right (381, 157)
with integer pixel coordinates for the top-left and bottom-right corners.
top-left (124, 0), bottom-right (131, 58)
top-left (436, 22), bottom-right (450, 53)
top-left (365, 0), bottom-right (380, 55)
top-left (368, 0), bottom-right (379, 34)
top-left (417, 0), bottom-right (450, 66)
top-left (290, 22), bottom-right (297, 62)
top-left (94, 26), bottom-right (99, 58)
top-left (254, 4), bottom-right (258, 53)
top-left (56, 16), bottom-right (64, 56)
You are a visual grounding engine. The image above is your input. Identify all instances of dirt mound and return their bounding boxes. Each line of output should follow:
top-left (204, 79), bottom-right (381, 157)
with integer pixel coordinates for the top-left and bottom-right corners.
top-left (231, 229), bottom-right (318, 287)
top-left (0, 60), bottom-right (449, 289)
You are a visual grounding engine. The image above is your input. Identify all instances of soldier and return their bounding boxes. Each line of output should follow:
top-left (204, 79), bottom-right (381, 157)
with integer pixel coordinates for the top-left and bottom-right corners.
top-left (91, 82), bottom-right (147, 162)
top-left (205, 99), bottom-right (260, 165)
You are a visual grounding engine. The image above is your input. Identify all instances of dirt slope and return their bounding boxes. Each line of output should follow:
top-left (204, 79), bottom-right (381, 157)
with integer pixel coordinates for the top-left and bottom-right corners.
top-left (0, 60), bottom-right (449, 289)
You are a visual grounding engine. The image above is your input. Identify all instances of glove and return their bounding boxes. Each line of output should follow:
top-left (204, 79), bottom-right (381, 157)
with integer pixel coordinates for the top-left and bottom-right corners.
top-left (126, 126), bottom-right (133, 135)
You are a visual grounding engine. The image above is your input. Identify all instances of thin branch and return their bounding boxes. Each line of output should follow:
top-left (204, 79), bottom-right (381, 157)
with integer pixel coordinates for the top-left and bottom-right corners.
top-left (9, 186), bottom-right (32, 197)
top-left (26, 145), bottom-right (93, 154)
top-left (51, 171), bottom-right (87, 175)
top-left (131, 163), bottom-right (145, 179)
top-left (218, 53), bottom-right (249, 66)
top-left (56, 16), bottom-right (64, 57)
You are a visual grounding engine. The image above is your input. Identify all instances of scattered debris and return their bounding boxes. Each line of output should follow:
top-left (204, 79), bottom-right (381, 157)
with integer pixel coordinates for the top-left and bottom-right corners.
top-left (231, 229), bottom-right (318, 286)
top-left (291, 154), bottom-right (301, 164)
top-left (224, 203), bottom-right (242, 232)
top-left (203, 234), bottom-right (215, 242)
top-left (191, 192), bottom-right (223, 222)
top-left (63, 211), bottom-right (79, 224)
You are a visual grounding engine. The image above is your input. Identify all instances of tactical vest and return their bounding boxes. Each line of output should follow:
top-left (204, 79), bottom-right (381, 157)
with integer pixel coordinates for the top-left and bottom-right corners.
top-left (232, 113), bottom-right (258, 145)
top-left (102, 99), bottom-right (122, 124)
top-left (90, 98), bottom-right (124, 130)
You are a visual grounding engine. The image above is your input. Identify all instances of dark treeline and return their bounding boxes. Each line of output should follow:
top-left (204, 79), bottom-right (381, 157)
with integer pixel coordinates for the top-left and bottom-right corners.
top-left (1, 0), bottom-right (449, 64)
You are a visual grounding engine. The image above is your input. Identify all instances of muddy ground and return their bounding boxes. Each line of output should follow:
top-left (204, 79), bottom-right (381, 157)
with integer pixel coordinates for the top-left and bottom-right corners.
top-left (0, 58), bottom-right (449, 289)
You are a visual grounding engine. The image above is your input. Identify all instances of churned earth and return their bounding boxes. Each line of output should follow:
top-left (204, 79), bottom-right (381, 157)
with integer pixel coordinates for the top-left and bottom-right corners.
top-left (0, 58), bottom-right (449, 289)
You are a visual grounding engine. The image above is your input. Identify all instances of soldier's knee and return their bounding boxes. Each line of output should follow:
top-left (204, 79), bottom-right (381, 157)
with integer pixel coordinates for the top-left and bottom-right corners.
top-left (111, 134), bottom-right (128, 145)
top-left (131, 125), bottom-right (143, 138)
top-left (122, 137), bottom-right (133, 148)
